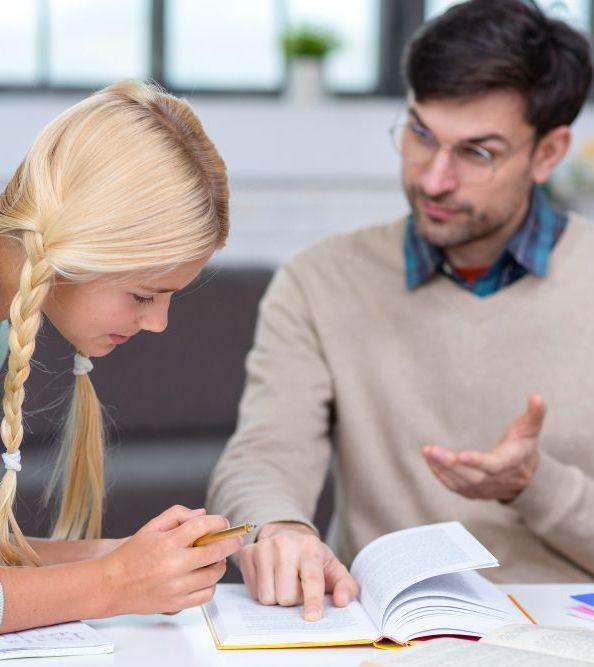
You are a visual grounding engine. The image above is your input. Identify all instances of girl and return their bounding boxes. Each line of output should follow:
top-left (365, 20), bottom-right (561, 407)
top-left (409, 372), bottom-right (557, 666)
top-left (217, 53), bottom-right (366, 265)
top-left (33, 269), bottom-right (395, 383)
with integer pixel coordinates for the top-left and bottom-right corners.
top-left (0, 81), bottom-right (242, 632)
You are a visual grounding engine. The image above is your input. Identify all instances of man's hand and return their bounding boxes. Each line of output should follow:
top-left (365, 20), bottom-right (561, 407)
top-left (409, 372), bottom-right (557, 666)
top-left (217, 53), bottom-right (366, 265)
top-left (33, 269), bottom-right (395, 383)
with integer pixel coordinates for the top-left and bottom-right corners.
top-left (422, 394), bottom-right (546, 502)
top-left (239, 522), bottom-right (359, 621)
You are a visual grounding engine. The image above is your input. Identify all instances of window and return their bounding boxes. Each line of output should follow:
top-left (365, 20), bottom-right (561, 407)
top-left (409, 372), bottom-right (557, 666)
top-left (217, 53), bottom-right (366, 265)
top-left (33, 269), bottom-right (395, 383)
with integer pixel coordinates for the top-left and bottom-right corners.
top-left (1, 0), bottom-right (380, 93)
top-left (165, 0), bottom-right (282, 91)
top-left (0, 0), bottom-right (150, 87)
top-left (165, 0), bottom-right (379, 93)
top-left (0, 0), bottom-right (37, 84)
top-left (48, 0), bottom-right (150, 86)
top-left (286, 0), bottom-right (380, 92)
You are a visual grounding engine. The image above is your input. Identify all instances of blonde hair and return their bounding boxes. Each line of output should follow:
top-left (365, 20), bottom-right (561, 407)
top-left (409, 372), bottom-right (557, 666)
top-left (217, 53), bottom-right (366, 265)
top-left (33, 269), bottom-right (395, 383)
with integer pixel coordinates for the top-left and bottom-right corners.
top-left (0, 81), bottom-right (229, 565)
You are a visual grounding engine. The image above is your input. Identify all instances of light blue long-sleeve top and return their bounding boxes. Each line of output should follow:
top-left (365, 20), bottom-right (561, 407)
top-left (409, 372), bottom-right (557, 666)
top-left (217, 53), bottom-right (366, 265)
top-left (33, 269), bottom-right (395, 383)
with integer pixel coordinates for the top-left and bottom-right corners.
top-left (0, 319), bottom-right (8, 624)
top-left (0, 320), bottom-right (8, 368)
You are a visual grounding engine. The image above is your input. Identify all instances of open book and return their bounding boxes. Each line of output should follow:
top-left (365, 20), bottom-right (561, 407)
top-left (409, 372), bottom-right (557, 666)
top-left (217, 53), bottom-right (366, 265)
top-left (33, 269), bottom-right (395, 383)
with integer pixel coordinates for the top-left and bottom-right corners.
top-left (203, 521), bottom-right (530, 649)
top-left (0, 621), bottom-right (113, 660)
top-left (359, 625), bottom-right (594, 666)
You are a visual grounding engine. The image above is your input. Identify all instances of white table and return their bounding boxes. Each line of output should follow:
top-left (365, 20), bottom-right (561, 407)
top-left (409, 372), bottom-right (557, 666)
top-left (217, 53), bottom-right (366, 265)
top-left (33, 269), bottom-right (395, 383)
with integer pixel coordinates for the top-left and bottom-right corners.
top-left (11, 583), bottom-right (594, 666)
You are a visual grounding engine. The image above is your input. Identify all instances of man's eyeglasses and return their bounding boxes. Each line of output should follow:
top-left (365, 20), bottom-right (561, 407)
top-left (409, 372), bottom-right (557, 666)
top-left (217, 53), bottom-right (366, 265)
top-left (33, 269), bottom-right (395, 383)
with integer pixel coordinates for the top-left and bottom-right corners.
top-left (389, 121), bottom-right (536, 186)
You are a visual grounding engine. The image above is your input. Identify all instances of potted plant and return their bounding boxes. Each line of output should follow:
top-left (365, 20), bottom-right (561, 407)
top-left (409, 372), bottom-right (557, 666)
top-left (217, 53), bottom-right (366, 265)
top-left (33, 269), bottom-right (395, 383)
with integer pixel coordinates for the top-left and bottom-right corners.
top-left (281, 24), bottom-right (340, 103)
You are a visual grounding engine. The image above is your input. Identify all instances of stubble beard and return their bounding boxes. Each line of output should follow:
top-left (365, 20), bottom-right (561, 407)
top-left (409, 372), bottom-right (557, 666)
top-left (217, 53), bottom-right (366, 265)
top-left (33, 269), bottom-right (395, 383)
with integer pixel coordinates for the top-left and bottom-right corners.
top-left (408, 184), bottom-right (513, 249)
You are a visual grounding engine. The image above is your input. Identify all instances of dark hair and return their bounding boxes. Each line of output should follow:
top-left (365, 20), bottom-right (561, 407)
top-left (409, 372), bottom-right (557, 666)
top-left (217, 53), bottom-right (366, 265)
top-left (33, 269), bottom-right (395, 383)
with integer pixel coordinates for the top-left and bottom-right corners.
top-left (404, 0), bottom-right (592, 135)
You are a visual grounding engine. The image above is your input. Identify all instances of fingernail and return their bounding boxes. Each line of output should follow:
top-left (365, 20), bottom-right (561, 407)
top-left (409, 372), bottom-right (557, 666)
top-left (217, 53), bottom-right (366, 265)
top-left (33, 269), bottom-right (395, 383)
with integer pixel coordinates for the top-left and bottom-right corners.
top-left (304, 605), bottom-right (321, 621)
top-left (192, 508), bottom-right (206, 515)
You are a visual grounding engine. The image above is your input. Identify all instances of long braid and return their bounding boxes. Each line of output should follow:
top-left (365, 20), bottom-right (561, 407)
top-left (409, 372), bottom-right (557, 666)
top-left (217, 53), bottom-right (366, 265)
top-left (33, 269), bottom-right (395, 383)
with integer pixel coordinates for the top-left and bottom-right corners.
top-left (0, 231), bottom-right (53, 565)
top-left (45, 370), bottom-right (104, 540)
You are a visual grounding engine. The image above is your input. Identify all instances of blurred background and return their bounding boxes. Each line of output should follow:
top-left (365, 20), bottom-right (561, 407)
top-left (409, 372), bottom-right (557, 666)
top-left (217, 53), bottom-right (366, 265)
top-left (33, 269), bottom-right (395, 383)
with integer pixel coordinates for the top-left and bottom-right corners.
top-left (2, 0), bottom-right (594, 266)
top-left (1, 1), bottom-right (594, 547)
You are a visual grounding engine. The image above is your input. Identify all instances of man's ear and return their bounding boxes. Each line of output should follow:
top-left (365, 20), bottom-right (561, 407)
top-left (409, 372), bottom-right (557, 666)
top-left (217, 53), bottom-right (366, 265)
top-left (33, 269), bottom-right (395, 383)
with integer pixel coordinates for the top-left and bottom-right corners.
top-left (531, 126), bottom-right (571, 184)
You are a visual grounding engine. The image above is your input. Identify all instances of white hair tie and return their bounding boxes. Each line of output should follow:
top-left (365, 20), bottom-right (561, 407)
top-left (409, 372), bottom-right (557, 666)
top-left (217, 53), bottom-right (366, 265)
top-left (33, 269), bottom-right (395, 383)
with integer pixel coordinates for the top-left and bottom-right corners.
top-left (73, 353), bottom-right (93, 376)
top-left (2, 450), bottom-right (21, 472)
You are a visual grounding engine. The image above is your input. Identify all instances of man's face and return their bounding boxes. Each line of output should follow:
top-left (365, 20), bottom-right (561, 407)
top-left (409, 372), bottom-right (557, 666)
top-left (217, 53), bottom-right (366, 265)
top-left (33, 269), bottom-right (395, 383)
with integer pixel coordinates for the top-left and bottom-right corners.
top-left (401, 90), bottom-right (539, 249)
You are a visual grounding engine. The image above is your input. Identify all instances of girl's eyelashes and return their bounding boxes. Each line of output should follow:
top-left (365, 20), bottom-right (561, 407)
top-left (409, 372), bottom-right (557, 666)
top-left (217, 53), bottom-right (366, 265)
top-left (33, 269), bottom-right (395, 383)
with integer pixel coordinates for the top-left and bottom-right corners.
top-left (132, 294), bottom-right (155, 305)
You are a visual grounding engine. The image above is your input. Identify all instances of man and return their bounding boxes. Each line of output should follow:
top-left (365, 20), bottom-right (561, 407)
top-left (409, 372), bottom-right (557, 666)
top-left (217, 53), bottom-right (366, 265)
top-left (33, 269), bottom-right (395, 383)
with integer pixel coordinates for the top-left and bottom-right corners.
top-left (207, 0), bottom-right (594, 621)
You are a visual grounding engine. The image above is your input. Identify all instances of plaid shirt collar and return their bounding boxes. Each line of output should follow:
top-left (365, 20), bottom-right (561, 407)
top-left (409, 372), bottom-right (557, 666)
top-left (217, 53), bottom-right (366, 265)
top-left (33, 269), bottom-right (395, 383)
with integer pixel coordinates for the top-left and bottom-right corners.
top-left (404, 186), bottom-right (568, 295)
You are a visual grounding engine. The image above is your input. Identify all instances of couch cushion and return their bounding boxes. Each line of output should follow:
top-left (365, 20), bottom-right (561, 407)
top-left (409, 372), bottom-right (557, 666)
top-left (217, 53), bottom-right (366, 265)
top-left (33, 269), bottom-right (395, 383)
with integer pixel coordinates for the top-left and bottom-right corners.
top-left (16, 435), bottom-right (228, 538)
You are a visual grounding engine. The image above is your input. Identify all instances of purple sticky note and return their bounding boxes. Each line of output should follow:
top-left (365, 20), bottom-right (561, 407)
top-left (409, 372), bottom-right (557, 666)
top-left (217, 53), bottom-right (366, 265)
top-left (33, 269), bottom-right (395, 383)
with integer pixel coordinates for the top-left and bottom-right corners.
top-left (570, 593), bottom-right (594, 608)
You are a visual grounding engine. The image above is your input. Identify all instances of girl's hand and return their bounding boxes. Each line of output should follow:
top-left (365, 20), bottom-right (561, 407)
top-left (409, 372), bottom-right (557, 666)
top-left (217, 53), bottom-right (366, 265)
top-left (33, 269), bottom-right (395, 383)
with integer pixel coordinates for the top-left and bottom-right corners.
top-left (98, 505), bottom-right (242, 616)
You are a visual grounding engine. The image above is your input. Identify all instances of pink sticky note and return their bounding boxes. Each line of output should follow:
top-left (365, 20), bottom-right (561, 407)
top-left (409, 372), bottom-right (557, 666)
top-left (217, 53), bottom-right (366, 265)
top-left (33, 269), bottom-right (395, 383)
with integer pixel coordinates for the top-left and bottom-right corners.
top-left (568, 605), bottom-right (594, 619)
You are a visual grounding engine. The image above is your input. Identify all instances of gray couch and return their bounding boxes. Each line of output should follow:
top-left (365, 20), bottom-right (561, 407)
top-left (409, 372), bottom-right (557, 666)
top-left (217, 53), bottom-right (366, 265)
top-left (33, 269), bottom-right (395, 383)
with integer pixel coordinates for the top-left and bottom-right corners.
top-left (4, 265), bottom-right (332, 580)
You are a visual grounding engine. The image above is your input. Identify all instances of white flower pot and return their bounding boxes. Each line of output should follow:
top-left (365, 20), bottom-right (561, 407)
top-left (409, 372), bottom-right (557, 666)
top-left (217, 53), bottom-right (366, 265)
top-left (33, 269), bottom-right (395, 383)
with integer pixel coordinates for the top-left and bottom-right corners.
top-left (285, 57), bottom-right (325, 105)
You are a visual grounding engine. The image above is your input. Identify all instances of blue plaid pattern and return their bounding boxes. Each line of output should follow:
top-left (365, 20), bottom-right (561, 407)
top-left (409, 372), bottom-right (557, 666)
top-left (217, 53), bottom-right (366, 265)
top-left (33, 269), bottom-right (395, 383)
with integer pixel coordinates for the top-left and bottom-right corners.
top-left (404, 186), bottom-right (568, 297)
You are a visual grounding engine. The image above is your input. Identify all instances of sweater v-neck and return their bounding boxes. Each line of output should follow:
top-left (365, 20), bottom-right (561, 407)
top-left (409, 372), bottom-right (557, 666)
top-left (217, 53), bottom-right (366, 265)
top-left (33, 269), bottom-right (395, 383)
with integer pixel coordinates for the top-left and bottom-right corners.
top-left (405, 213), bottom-right (585, 324)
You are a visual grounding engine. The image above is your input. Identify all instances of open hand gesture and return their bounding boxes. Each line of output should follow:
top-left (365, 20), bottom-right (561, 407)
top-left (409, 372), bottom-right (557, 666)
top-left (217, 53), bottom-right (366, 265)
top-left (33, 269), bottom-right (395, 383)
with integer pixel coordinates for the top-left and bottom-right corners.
top-left (422, 394), bottom-right (546, 502)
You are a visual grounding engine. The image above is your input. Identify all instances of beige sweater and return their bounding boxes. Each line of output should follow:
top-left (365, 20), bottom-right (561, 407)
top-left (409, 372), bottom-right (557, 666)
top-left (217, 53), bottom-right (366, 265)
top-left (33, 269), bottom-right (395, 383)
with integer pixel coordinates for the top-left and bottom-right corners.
top-left (208, 215), bottom-right (594, 583)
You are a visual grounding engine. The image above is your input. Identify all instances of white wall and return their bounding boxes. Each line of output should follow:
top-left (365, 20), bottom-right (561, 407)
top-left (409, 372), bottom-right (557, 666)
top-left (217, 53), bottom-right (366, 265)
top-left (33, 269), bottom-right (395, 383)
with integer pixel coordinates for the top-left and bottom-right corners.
top-left (1, 93), bottom-right (593, 265)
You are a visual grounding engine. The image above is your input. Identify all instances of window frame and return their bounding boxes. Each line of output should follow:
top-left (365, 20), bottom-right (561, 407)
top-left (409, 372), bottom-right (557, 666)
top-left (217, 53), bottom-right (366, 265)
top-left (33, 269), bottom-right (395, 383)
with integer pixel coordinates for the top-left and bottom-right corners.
top-left (0, 0), bottom-right (592, 97)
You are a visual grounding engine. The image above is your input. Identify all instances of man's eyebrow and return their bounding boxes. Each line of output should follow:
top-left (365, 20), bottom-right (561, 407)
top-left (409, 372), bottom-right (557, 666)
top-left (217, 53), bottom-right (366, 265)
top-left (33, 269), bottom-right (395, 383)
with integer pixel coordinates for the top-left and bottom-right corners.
top-left (406, 106), bottom-right (510, 146)
top-left (464, 132), bottom-right (510, 146)
top-left (408, 107), bottom-right (427, 128)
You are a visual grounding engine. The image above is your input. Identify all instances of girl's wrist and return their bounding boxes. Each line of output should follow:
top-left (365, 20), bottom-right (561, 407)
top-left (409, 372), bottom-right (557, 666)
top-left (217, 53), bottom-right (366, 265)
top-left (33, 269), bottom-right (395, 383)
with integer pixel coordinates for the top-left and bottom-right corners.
top-left (90, 538), bottom-right (125, 560)
top-left (89, 553), bottom-right (121, 618)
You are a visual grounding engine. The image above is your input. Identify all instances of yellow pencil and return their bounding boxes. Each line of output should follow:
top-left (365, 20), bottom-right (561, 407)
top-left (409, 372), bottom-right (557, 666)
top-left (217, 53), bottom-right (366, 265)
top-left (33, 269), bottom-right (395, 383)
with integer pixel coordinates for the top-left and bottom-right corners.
top-left (507, 594), bottom-right (537, 624)
top-left (193, 522), bottom-right (256, 547)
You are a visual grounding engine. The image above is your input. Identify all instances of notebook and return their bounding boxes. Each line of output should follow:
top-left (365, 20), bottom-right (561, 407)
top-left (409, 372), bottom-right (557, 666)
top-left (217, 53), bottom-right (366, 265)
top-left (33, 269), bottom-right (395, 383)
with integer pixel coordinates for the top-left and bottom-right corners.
top-left (0, 621), bottom-right (114, 660)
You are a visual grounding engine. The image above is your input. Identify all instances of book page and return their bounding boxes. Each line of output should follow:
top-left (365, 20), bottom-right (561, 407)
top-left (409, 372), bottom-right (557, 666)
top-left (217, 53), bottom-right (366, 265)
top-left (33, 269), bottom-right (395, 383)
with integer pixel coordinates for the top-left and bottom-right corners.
top-left (358, 637), bottom-right (587, 667)
top-left (387, 570), bottom-right (517, 615)
top-left (351, 522), bottom-right (498, 627)
top-left (381, 570), bottom-right (526, 642)
top-left (482, 624), bottom-right (594, 662)
top-left (204, 583), bottom-right (378, 647)
top-left (381, 580), bottom-right (527, 644)
top-left (0, 621), bottom-right (113, 659)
